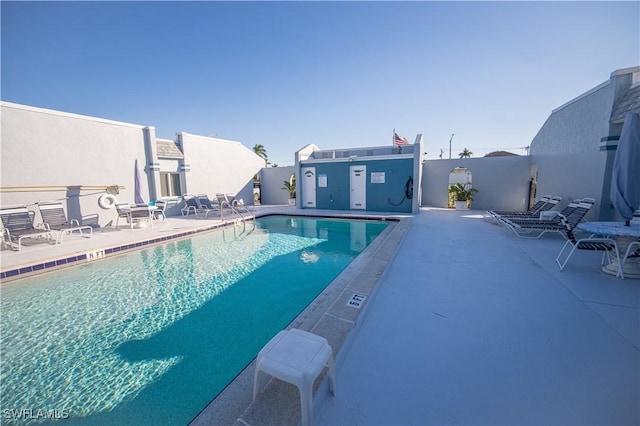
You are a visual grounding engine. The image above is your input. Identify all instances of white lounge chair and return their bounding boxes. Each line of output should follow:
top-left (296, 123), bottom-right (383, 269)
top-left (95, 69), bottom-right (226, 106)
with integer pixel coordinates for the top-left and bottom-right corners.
top-left (38, 201), bottom-right (93, 243)
top-left (0, 205), bottom-right (55, 250)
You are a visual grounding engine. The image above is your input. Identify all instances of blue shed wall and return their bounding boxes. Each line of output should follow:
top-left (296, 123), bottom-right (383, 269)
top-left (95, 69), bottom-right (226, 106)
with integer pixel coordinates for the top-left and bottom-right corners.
top-left (302, 158), bottom-right (413, 213)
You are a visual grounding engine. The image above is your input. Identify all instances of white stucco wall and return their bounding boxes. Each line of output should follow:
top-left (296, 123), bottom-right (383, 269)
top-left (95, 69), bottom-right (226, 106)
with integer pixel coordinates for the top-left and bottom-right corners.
top-left (1, 102), bottom-right (149, 225)
top-left (259, 166), bottom-right (296, 205)
top-left (530, 151), bottom-right (605, 222)
top-left (530, 81), bottom-right (615, 156)
top-left (527, 69), bottom-right (640, 221)
top-left (1, 102), bottom-right (266, 226)
top-left (179, 132), bottom-right (264, 204)
top-left (422, 156), bottom-right (533, 211)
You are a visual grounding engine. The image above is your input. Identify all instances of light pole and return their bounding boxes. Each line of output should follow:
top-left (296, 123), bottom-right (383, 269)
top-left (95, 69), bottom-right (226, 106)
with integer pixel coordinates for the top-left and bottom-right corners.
top-left (448, 133), bottom-right (454, 159)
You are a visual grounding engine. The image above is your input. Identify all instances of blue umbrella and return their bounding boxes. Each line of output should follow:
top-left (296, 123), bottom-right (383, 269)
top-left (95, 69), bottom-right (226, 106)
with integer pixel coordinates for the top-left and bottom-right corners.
top-left (610, 112), bottom-right (640, 226)
top-left (134, 159), bottom-right (145, 205)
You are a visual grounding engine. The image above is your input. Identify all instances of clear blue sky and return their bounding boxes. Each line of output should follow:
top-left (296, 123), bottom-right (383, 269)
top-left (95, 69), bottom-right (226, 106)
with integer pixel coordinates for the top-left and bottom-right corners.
top-left (2, 1), bottom-right (638, 166)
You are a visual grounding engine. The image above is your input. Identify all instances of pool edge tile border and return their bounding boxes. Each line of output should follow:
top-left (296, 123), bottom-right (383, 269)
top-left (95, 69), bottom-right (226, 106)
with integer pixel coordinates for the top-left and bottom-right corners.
top-left (0, 220), bottom-right (237, 283)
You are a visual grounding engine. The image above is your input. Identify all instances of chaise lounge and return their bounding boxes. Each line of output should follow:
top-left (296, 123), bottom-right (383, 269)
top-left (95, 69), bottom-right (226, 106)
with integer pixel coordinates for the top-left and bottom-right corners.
top-left (38, 201), bottom-right (93, 243)
top-left (0, 205), bottom-right (55, 251)
top-left (500, 198), bottom-right (595, 239)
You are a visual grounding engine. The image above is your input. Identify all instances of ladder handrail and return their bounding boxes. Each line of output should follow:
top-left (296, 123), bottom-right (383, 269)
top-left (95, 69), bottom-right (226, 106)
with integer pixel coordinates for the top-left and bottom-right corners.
top-left (231, 201), bottom-right (255, 232)
top-left (217, 193), bottom-right (255, 232)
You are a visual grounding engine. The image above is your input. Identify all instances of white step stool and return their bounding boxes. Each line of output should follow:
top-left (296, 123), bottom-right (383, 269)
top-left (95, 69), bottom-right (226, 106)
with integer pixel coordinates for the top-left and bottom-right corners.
top-left (253, 328), bottom-right (336, 426)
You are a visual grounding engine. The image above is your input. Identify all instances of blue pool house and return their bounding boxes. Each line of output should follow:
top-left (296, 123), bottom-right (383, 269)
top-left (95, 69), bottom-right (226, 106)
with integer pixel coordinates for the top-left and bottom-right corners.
top-left (292, 137), bottom-right (424, 214)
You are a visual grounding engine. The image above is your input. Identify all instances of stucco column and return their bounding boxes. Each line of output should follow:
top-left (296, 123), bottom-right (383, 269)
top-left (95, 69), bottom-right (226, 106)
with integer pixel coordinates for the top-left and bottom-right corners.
top-left (177, 132), bottom-right (191, 195)
top-left (143, 126), bottom-right (161, 201)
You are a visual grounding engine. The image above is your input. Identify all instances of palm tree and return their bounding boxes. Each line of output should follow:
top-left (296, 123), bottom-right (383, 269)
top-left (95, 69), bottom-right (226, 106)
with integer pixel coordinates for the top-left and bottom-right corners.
top-left (459, 148), bottom-right (473, 158)
top-left (253, 144), bottom-right (268, 166)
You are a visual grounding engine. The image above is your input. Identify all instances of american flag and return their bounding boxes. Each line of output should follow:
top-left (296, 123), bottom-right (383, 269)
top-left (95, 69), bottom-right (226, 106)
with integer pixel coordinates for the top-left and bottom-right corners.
top-left (393, 131), bottom-right (409, 146)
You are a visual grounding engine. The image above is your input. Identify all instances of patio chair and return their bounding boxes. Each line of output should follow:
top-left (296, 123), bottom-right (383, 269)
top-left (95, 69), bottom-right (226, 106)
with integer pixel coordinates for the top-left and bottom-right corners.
top-left (151, 200), bottom-right (167, 221)
top-left (487, 195), bottom-right (552, 218)
top-left (499, 198), bottom-right (586, 228)
top-left (489, 196), bottom-right (561, 219)
top-left (216, 193), bottom-right (235, 218)
top-left (115, 203), bottom-right (153, 230)
top-left (621, 240), bottom-right (640, 269)
top-left (181, 195), bottom-right (215, 218)
top-left (501, 198), bottom-right (595, 239)
top-left (0, 205), bottom-right (55, 251)
top-left (38, 201), bottom-right (93, 243)
top-left (555, 231), bottom-right (621, 277)
top-left (181, 196), bottom-right (199, 217)
top-left (496, 197), bottom-right (566, 225)
top-left (196, 194), bottom-right (221, 216)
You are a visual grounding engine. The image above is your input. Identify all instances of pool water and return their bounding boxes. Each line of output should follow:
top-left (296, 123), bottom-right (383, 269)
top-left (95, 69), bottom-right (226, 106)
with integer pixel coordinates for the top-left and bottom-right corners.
top-left (0, 216), bottom-right (388, 425)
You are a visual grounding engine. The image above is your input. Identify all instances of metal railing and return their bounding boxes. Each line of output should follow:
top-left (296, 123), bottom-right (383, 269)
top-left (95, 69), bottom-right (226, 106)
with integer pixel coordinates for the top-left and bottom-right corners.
top-left (217, 194), bottom-right (255, 235)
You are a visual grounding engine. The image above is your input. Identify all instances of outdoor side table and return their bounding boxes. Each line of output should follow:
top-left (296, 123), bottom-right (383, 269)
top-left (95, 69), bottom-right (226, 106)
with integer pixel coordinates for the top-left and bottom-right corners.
top-left (253, 328), bottom-right (336, 426)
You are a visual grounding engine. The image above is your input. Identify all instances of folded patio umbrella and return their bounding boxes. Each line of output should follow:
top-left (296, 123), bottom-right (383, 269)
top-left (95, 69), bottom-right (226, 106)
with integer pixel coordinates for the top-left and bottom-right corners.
top-left (134, 159), bottom-right (145, 205)
top-left (610, 112), bottom-right (640, 226)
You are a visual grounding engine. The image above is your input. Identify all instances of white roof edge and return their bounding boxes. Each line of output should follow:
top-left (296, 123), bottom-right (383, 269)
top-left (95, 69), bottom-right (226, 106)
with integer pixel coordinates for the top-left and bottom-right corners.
top-left (551, 67), bottom-right (640, 114)
top-left (551, 79), bottom-right (610, 114)
top-left (610, 66), bottom-right (640, 78)
top-left (300, 154), bottom-right (414, 163)
top-left (176, 131), bottom-right (242, 145)
top-left (312, 143), bottom-right (414, 152)
top-left (1, 101), bottom-right (146, 129)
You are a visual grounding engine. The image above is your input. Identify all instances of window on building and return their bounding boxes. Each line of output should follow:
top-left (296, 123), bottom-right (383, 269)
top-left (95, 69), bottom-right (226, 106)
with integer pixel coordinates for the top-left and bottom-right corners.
top-left (160, 172), bottom-right (182, 197)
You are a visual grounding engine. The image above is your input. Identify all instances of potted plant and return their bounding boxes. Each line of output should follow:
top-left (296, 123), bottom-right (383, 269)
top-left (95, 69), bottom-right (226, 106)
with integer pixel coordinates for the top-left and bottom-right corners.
top-left (448, 182), bottom-right (478, 210)
top-left (282, 177), bottom-right (296, 206)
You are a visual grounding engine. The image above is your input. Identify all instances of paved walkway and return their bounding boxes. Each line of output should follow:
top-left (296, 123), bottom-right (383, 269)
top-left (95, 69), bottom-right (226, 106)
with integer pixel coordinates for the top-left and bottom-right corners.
top-left (316, 208), bottom-right (639, 425)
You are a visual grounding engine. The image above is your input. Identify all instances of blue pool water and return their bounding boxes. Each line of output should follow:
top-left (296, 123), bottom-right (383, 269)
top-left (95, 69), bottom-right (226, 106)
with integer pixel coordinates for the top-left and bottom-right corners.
top-left (0, 216), bottom-right (388, 425)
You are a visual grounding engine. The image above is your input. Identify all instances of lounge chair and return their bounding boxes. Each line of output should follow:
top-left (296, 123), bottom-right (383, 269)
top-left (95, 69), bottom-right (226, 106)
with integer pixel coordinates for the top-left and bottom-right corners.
top-left (151, 200), bottom-right (167, 221)
top-left (555, 232), bottom-right (621, 277)
top-left (487, 195), bottom-right (552, 218)
top-left (501, 198), bottom-right (595, 239)
top-left (38, 201), bottom-right (93, 243)
top-left (216, 193), bottom-right (236, 219)
top-left (197, 194), bottom-right (221, 216)
top-left (181, 196), bottom-right (199, 217)
top-left (489, 196), bottom-right (562, 219)
top-left (0, 205), bottom-right (55, 251)
top-left (499, 197), bottom-right (587, 228)
top-left (181, 195), bottom-right (216, 218)
top-left (115, 203), bottom-right (153, 230)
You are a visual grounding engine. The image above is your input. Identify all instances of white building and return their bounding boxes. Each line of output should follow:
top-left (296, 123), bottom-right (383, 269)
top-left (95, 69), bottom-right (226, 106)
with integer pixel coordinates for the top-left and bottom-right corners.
top-left (0, 102), bottom-right (264, 226)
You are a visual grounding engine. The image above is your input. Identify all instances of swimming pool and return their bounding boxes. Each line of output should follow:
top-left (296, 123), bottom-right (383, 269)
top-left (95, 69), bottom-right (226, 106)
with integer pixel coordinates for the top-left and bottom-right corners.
top-left (0, 215), bottom-right (388, 425)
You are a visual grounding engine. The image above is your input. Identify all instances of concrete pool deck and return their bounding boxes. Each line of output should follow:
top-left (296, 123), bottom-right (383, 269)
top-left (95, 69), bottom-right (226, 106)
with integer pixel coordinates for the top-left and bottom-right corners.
top-left (1, 206), bottom-right (638, 425)
top-left (316, 208), bottom-right (639, 426)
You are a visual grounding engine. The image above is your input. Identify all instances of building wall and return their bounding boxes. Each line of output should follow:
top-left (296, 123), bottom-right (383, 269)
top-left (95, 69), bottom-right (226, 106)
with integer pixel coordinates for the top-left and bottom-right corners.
top-left (1, 102), bottom-right (263, 225)
top-left (528, 79), bottom-right (612, 221)
top-left (421, 156), bottom-right (533, 211)
top-left (1, 102), bottom-right (149, 226)
top-left (531, 152), bottom-right (606, 221)
top-left (259, 166), bottom-right (296, 205)
top-left (530, 82), bottom-right (616, 156)
top-left (528, 68), bottom-right (640, 221)
top-left (300, 158), bottom-right (414, 212)
top-left (179, 132), bottom-right (264, 204)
